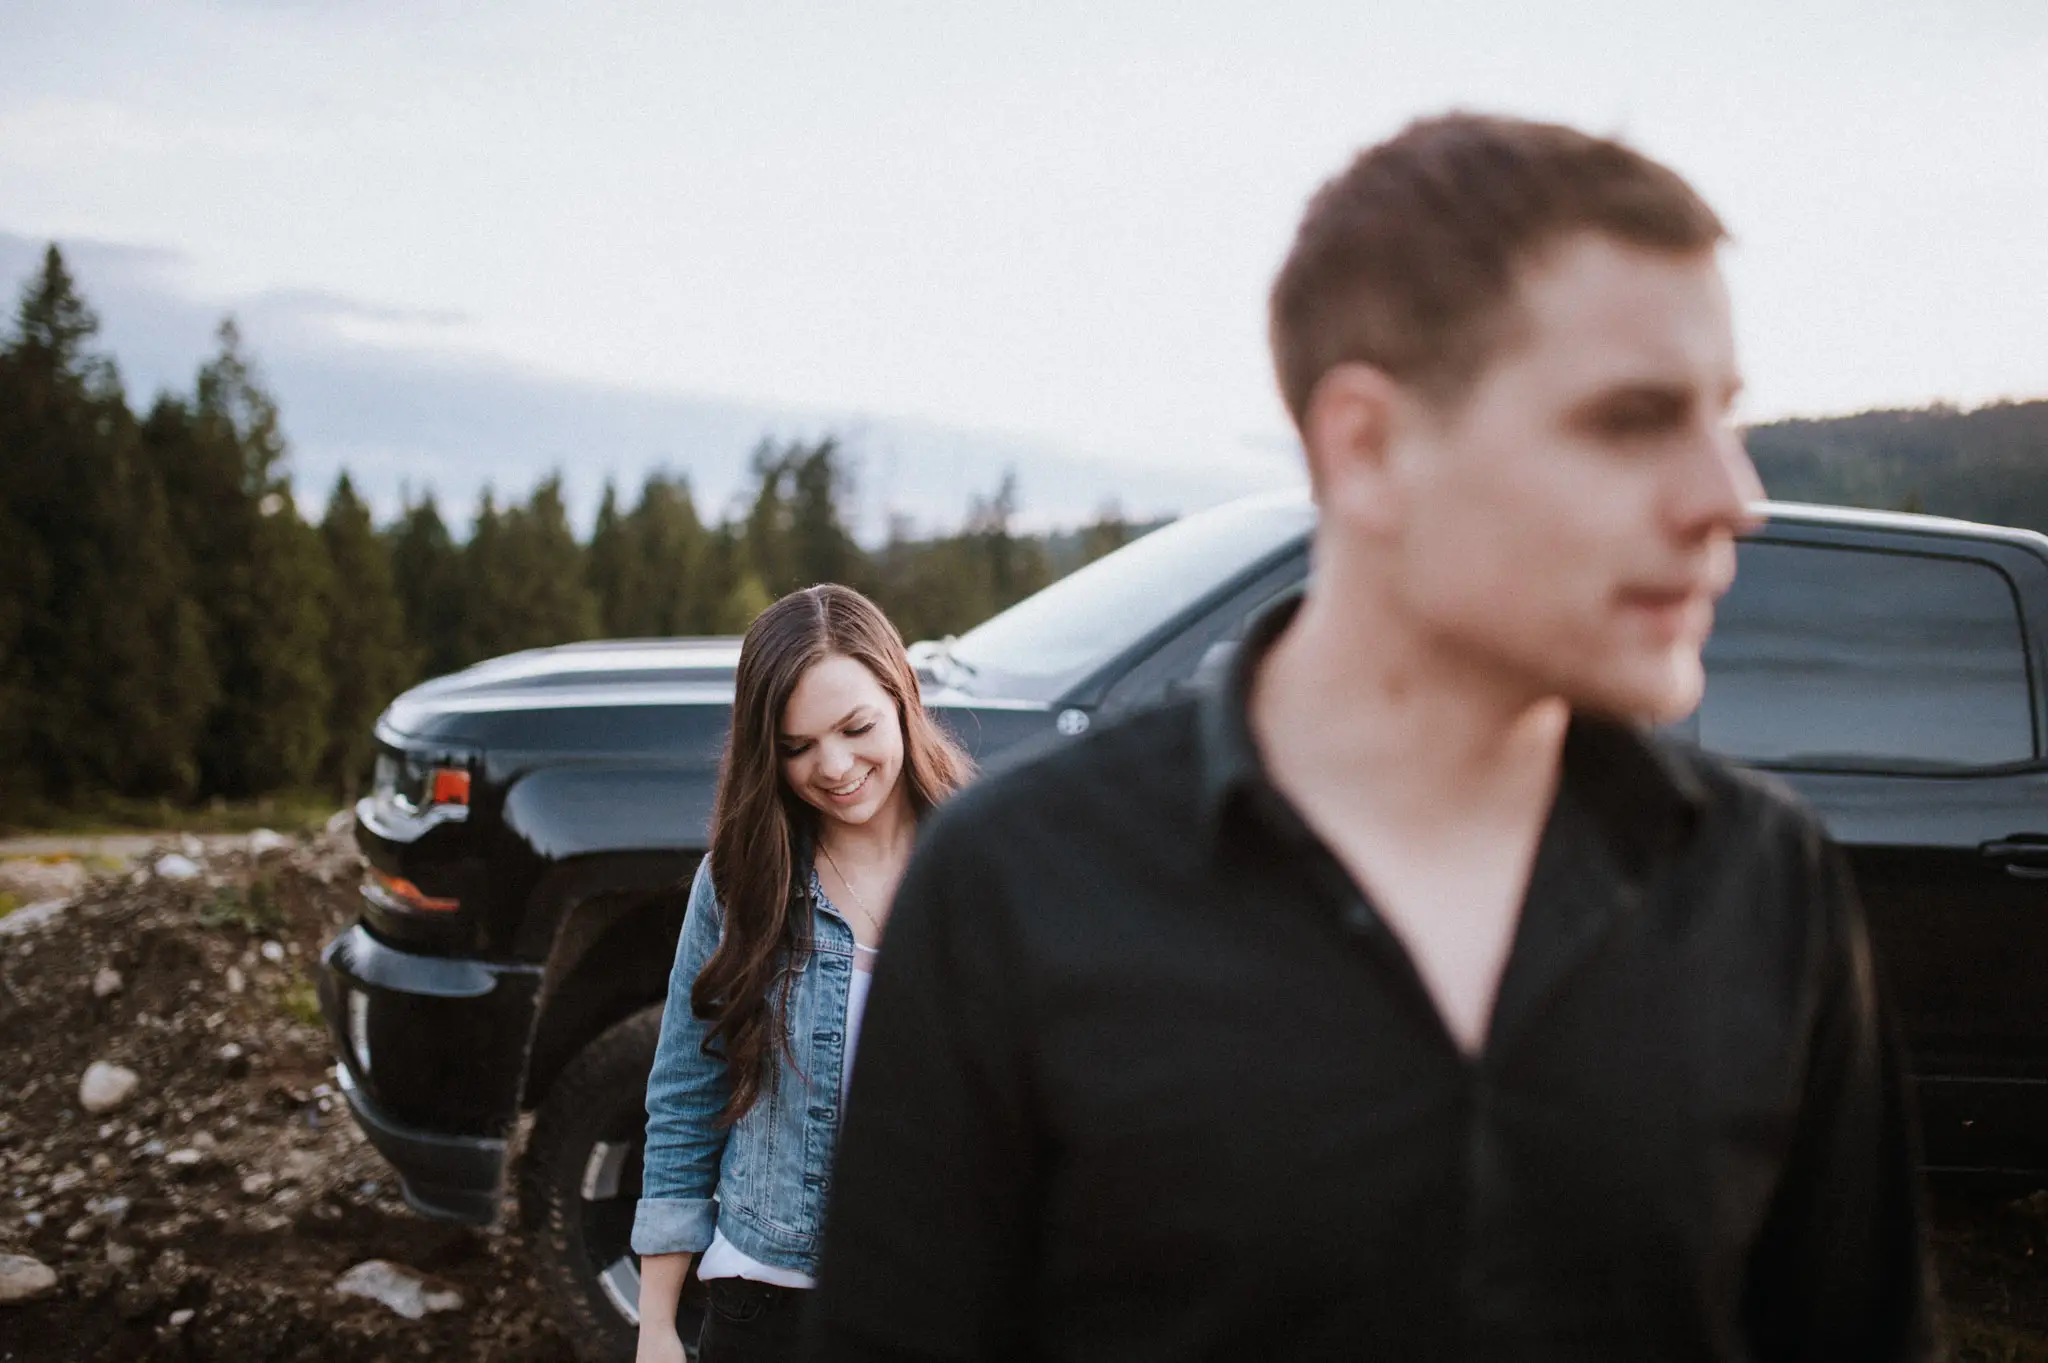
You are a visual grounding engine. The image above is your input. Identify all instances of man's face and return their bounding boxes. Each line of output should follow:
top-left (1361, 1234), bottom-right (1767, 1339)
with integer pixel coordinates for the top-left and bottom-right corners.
top-left (1346, 234), bottom-right (1763, 722)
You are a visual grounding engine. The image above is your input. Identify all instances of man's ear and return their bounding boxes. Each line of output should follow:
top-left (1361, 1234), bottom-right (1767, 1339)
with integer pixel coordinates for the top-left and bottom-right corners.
top-left (1302, 362), bottom-right (1403, 532)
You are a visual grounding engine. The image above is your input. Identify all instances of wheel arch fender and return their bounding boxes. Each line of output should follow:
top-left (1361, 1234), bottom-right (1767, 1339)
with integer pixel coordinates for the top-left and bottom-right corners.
top-left (519, 850), bottom-right (701, 1111)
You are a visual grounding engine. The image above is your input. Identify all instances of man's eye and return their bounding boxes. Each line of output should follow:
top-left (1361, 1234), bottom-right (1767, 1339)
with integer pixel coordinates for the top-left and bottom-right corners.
top-left (1590, 394), bottom-right (1686, 437)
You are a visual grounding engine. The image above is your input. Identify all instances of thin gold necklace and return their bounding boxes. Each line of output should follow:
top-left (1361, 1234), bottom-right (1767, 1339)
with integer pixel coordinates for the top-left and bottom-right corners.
top-left (818, 844), bottom-right (884, 950)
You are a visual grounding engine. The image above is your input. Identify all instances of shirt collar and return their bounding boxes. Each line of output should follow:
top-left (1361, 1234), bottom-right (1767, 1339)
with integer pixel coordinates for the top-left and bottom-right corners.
top-left (1194, 588), bottom-right (1707, 875)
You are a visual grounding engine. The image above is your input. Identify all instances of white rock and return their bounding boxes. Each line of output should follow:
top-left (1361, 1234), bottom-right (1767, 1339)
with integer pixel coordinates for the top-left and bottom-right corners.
top-left (104, 1241), bottom-right (136, 1269)
top-left (92, 967), bottom-right (123, 999)
top-left (333, 1259), bottom-right (463, 1319)
top-left (0, 898), bottom-right (72, 937)
top-left (225, 966), bottom-right (246, 995)
top-left (259, 940), bottom-right (285, 964)
top-left (279, 1150), bottom-right (324, 1185)
top-left (0, 858), bottom-right (86, 902)
top-left (152, 854), bottom-right (201, 882)
top-left (169, 1308), bottom-right (194, 1327)
top-left (217, 1042), bottom-right (245, 1063)
top-left (240, 1172), bottom-right (275, 1198)
top-left (177, 834), bottom-right (203, 858)
top-left (0, 1253), bottom-right (57, 1304)
top-left (85, 1195), bottom-right (131, 1226)
top-left (164, 1148), bottom-right (204, 1168)
top-left (79, 1061), bottom-right (140, 1114)
top-left (247, 829), bottom-right (292, 857)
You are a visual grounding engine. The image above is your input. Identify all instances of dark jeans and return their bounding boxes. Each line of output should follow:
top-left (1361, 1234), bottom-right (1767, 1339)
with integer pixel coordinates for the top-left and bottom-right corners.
top-left (696, 1277), bottom-right (806, 1363)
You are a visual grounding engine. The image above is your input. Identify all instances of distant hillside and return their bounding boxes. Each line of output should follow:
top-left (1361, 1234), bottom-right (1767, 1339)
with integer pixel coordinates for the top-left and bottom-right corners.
top-left (1746, 399), bottom-right (2048, 532)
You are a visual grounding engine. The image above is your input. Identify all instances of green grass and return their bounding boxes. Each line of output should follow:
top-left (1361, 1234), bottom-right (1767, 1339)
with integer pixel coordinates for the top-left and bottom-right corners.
top-left (0, 890), bottom-right (19, 920)
top-left (0, 791), bottom-right (341, 839)
top-left (282, 979), bottom-right (324, 1029)
top-left (198, 877), bottom-right (289, 936)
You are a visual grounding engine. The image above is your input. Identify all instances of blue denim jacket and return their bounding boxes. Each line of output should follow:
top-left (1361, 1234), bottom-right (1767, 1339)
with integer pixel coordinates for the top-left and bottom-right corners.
top-left (629, 856), bottom-right (859, 1272)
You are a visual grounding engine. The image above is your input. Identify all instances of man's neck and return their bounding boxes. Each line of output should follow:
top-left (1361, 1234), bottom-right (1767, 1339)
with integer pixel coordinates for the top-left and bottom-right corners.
top-left (1250, 579), bottom-right (1570, 826)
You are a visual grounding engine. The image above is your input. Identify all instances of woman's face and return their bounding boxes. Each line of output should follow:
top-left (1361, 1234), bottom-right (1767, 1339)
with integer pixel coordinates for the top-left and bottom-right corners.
top-left (779, 653), bottom-right (908, 828)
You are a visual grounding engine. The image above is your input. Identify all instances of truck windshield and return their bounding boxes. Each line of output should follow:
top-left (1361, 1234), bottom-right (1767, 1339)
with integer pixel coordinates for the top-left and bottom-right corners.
top-left (943, 490), bottom-right (1314, 702)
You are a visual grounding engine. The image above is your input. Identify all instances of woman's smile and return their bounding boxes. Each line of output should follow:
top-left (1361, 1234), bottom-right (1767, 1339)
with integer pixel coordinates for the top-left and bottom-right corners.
top-left (821, 769), bottom-right (873, 804)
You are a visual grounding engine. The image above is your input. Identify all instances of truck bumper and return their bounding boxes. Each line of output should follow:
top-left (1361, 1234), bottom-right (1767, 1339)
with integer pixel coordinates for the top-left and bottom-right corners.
top-left (317, 924), bottom-right (543, 1226)
top-left (335, 1064), bottom-right (504, 1224)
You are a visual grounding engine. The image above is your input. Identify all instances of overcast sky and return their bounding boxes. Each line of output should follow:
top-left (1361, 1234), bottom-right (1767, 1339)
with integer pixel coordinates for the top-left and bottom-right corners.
top-left (2, 1), bottom-right (2043, 532)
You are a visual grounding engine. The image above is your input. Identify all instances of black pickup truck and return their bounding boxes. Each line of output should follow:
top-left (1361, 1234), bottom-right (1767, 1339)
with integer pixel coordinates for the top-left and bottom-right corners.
top-left (319, 490), bottom-right (2048, 1359)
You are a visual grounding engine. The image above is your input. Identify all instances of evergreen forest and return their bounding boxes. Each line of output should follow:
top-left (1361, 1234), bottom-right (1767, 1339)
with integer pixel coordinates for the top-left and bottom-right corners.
top-left (4, 243), bottom-right (2044, 824)
top-left (0, 247), bottom-right (1141, 822)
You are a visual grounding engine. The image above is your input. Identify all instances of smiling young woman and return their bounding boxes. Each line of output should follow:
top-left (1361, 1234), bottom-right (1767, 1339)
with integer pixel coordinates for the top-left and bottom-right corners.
top-left (628, 584), bottom-right (971, 1363)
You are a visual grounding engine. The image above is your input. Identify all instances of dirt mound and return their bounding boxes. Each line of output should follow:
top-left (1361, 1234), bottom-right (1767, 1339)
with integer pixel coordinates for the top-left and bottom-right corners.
top-left (0, 824), bottom-right (570, 1362)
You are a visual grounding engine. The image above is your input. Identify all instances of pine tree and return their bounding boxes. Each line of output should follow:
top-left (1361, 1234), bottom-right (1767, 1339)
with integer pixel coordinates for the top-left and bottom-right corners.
top-left (505, 474), bottom-right (598, 646)
top-left (788, 438), bottom-right (860, 589)
top-left (720, 571), bottom-right (776, 634)
top-left (626, 472), bottom-right (710, 635)
top-left (1080, 501), bottom-right (1134, 565)
top-left (387, 491), bottom-right (465, 680)
top-left (695, 525), bottom-right (747, 635)
top-left (740, 441), bottom-right (796, 597)
top-left (319, 474), bottom-right (409, 797)
top-left (460, 489), bottom-right (508, 661)
top-left (0, 246), bottom-right (212, 810)
top-left (462, 476), bottom-right (597, 658)
top-left (586, 481), bottom-right (634, 636)
top-left (967, 469), bottom-right (1049, 610)
top-left (149, 318), bottom-right (332, 797)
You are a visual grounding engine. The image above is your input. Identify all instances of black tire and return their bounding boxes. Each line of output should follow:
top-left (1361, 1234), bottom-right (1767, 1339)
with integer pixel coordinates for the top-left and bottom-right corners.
top-left (520, 1004), bottom-right (706, 1362)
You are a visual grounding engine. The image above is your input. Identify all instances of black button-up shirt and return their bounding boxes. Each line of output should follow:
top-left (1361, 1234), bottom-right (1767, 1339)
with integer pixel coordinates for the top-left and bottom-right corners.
top-left (809, 598), bottom-right (1934, 1362)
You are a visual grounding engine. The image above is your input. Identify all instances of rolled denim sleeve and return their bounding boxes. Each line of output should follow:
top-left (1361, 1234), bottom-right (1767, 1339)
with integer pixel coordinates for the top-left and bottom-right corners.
top-left (630, 858), bottom-right (733, 1257)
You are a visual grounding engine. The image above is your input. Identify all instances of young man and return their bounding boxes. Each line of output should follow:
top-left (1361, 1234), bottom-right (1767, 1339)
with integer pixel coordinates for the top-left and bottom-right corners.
top-left (806, 114), bottom-right (1935, 1361)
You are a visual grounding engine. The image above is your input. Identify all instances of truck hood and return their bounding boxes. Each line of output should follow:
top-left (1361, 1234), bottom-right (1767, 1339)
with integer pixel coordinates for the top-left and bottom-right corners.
top-left (374, 636), bottom-right (1052, 763)
top-left (382, 638), bottom-right (743, 739)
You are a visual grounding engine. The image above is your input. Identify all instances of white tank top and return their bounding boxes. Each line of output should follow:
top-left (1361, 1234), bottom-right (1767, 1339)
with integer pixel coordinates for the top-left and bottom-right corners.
top-left (694, 952), bottom-right (875, 1286)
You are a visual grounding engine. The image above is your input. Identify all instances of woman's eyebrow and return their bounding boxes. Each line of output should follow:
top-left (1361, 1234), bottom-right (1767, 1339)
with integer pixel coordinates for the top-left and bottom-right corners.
top-left (780, 705), bottom-right (871, 744)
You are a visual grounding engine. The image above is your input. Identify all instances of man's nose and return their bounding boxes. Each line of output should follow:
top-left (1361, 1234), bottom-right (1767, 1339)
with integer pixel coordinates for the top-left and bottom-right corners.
top-left (1672, 422), bottom-right (1766, 538)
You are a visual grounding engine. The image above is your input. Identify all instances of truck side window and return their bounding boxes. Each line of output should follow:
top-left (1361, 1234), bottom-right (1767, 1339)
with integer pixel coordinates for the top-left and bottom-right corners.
top-left (1100, 550), bottom-right (1308, 714)
top-left (1699, 541), bottom-right (2035, 769)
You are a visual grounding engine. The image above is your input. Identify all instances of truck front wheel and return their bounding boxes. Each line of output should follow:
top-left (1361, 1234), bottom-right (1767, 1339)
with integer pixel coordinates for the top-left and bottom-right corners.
top-left (519, 1005), bottom-right (705, 1361)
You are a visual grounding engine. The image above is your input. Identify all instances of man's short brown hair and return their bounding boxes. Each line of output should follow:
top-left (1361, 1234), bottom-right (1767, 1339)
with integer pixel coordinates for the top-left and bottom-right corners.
top-left (1269, 112), bottom-right (1727, 429)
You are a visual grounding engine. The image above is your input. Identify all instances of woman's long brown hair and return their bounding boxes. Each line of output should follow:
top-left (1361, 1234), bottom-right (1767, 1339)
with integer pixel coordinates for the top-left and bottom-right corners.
top-left (692, 583), bottom-right (972, 1124)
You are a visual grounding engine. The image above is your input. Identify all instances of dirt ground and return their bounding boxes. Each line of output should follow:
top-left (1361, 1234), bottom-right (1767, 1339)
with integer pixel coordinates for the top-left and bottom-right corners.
top-left (0, 828), bottom-right (570, 1362)
top-left (4, 832), bottom-right (2048, 1361)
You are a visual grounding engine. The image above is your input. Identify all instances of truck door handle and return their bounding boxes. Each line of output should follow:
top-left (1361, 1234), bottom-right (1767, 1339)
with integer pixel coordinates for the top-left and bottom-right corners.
top-left (1980, 837), bottom-right (2048, 879)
